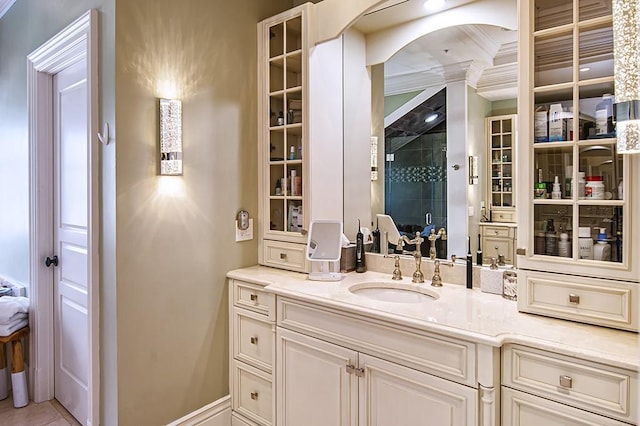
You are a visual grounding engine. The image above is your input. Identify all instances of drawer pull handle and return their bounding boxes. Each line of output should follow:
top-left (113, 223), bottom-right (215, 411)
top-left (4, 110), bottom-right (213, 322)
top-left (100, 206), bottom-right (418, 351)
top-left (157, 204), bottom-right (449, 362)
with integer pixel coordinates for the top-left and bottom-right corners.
top-left (559, 375), bottom-right (573, 388)
top-left (250, 294), bottom-right (258, 302)
top-left (250, 392), bottom-right (259, 400)
top-left (280, 253), bottom-right (287, 260)
top-left (250, 336), bottom-right (258, 344)
top-left (494, 230), bottom-right (499, 235)
top-left (346, 364), bottom-right (365, 377)
top-left (569, 294), bottom-right (580, 304)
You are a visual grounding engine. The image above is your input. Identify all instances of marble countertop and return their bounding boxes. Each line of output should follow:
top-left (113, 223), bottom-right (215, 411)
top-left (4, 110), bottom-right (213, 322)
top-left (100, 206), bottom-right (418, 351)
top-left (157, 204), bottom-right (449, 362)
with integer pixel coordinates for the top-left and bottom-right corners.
top-left (227, 265), bottom-right (640, 371)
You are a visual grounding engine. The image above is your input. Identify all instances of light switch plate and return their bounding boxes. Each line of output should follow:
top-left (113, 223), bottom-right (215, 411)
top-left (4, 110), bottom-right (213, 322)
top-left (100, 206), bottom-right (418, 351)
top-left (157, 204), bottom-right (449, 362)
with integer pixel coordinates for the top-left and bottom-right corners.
top-left (467, 206), bottom-right (475, 217)
top-left (236, 219), bottom-right (253, 242)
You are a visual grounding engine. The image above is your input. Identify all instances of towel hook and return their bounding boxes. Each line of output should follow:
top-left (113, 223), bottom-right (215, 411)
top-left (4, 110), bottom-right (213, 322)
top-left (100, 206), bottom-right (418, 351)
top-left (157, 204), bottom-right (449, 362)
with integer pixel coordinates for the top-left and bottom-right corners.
top-left (97, 122), bottom-right (110, 145)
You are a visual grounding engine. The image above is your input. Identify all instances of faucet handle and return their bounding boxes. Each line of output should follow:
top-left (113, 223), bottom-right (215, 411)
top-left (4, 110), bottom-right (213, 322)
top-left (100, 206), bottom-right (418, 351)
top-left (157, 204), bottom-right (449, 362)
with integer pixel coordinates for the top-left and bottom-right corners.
top-left (392, 255), bottom-right (402, 280)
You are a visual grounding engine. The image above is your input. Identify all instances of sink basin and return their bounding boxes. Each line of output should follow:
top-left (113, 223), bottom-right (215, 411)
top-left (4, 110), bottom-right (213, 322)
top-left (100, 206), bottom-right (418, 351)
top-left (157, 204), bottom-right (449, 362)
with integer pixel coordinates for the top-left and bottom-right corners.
top-left (348, 281), bottom-right (439, 303)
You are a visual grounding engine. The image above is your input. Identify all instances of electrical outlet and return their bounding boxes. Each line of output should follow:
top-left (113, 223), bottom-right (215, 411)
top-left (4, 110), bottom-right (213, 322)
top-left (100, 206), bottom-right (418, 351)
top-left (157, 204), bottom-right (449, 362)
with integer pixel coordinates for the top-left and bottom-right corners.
top-left (236, 219), bottom-right (253, 242)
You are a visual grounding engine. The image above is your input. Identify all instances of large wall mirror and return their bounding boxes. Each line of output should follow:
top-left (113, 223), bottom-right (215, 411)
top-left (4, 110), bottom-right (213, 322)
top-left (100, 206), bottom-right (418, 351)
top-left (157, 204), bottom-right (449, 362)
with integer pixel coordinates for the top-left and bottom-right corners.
top-left (333, 0), bottom-right (518, 257)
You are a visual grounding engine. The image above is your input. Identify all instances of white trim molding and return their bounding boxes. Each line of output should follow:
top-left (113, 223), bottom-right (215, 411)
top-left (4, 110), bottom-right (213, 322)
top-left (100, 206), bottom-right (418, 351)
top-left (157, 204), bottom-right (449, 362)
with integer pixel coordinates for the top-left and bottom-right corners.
top-left (27, 9), bottom-right (100, 426)
top-left (167, 395), bottom-right (231, 426)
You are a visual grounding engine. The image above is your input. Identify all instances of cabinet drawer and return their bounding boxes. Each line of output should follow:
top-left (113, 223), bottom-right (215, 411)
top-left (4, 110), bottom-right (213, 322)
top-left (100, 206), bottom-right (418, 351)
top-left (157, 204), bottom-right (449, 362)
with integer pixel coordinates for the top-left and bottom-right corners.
top-left (502, 387), bottom-right (630, 426)
top-left (481, 225), bottom-right (513, 238)
top-left (517, 270), bottom-right (637, 331)
top-left (232, 360), bottom-right (273, 426)
top-left (234, 307), bottom-right (274, 373)
top-left (483, 237), bottom-right (513, 263)
top-left (277, 297), bottom-right (476, 387)
top-left (503, 344), bottom-right (638, 423)
top-left (233, 280), bottom-right (275, 320)
top-left (262, 240), bottom-right (308, 273)
top-left (232, 413), bottom-right (258, 426)
top-left (490, 210), bottom-right (515, 223)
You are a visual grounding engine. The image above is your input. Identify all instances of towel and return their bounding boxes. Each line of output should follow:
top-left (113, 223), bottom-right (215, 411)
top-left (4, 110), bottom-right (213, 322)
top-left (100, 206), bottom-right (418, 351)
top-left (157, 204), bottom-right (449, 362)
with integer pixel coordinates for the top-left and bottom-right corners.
top-left (0, 318), bottom-right (28, 337)
top-left (0, 296), bottom-right (29, 324)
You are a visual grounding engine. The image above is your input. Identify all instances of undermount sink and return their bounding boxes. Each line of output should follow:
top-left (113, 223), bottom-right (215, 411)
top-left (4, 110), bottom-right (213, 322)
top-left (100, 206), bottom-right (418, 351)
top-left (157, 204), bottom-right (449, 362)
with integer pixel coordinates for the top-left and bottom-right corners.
top-left (348, 281), bottom-right (440, 303)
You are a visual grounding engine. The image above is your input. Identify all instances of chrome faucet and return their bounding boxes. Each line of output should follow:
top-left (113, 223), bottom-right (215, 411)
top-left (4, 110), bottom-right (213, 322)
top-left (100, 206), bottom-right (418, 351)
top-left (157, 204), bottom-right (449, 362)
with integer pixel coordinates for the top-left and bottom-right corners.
top-left (398, 231), bottom-right (425, 283)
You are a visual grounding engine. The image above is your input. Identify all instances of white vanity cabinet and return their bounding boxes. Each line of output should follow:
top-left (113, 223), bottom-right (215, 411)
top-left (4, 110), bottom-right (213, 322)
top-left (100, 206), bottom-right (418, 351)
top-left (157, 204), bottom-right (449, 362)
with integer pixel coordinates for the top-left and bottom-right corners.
top-left (501, 344), bottom-right (638, 425)
top-left (516, 0), bottom-right (639, 331)
top-left (275, 297), bottom-right (490, 426)
top-left (229, 279), bottom-right (276, 426)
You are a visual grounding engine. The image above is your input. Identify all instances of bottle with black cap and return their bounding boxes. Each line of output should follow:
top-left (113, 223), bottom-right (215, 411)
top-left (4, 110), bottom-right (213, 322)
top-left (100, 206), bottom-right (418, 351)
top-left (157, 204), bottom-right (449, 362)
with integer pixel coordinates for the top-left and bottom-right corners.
top-left (466, 236), bottom-right (473, 289)
top-left (356, 219), bottom-right (367, 273)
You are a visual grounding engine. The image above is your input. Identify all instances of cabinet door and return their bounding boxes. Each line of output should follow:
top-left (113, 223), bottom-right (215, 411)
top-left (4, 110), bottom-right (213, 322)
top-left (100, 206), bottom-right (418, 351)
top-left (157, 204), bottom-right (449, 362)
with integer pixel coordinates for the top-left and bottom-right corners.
top-left (359, 354), bottom-right (477, 426)
top-left (276, 328), bottom-right (358, 426)
top-left (502, 387), bottom-right (629, 426)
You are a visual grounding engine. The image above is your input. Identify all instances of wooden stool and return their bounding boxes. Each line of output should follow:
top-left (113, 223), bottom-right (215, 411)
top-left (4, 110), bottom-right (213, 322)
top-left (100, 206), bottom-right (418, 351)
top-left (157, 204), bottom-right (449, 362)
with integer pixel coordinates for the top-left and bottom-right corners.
top-left (0, 326), bottom-right (30, 407)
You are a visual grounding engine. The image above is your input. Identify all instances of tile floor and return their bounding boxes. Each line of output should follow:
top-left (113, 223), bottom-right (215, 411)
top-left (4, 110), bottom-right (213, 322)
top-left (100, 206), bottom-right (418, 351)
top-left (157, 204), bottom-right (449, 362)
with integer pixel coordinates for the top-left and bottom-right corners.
top-left (0, 396), bottom-right (80, 425)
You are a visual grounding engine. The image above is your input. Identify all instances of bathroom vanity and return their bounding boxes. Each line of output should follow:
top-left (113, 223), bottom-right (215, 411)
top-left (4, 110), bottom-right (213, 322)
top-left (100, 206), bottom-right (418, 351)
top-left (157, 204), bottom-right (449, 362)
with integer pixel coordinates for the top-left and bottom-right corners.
top-left (227, 265), bottom-right (638, 426)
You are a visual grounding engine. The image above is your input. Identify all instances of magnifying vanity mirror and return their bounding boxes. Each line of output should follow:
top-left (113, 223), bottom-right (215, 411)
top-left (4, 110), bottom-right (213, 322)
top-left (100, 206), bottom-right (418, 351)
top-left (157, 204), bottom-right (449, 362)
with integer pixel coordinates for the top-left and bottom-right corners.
top-left (306, 220), bottom-right (344, 281)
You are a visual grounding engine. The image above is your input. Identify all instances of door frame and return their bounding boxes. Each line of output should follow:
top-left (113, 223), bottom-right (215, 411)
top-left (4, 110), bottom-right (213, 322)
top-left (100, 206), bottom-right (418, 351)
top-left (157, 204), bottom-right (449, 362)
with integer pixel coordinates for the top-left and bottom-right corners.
top-left (27, 10), bottom-right (99, 426)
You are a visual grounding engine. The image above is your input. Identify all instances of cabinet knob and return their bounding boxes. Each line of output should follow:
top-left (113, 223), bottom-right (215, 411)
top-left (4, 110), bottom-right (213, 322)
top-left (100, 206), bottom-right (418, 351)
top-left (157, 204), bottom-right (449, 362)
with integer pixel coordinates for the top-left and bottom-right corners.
top-left (494, 230), bottom-right (499, 235)
top-left (250, 392), bottom-right (259, 400)
top-left (559, 375), bottom-right (573, 388)
top-left (569, 294), bottom-right (580, 304)
top-left (250, 293), bottom-right (258, 302)
top-left (250, 336), bottom-right (258, 344)
top-left (280, 253), bottom-right (287, 260)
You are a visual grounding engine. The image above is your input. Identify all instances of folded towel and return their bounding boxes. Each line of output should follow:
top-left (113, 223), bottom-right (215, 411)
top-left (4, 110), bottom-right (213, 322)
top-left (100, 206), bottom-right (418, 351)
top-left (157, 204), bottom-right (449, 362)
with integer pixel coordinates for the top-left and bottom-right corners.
top-left (0, 318), bottom-right (28, 337)
top-left (0, 296), bottom-right (29, 324)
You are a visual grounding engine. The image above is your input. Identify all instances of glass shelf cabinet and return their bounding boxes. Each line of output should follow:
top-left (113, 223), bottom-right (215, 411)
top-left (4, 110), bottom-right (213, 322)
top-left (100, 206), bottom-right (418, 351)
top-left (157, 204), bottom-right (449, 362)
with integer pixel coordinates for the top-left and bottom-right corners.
top-left (487, 115), bottom-right (516, 222)
top-left (517, 0), bottom-right (638, 331)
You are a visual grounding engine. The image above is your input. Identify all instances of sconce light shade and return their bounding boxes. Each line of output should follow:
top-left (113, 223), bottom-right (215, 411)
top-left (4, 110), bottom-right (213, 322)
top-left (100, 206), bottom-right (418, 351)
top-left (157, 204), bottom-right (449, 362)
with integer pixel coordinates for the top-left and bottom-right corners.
top-left (370, 136), bottom-right (378, 181)
top-left (160, 98), bottom-right (183, 175)
top-left (613, 0), bottom-right (640, 154)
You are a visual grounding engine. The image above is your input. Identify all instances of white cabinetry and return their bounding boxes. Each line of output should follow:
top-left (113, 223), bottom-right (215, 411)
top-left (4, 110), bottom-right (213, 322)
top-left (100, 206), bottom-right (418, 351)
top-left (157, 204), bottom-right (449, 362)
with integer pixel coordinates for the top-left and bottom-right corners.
top-left (516, 0), bottom-right (639, 331)
top-left (230, 279), bottom-right (276, 426)
top-left (276, 298), bottom-right (484, 426)
top-left (502, 344), bottom-right (638, 425)
top-left (487, 114), bottom-right (517, 221)
top-left (258, 5), bottom-right (354, 272)
top-left (480, 223), bottom-right (516, 266)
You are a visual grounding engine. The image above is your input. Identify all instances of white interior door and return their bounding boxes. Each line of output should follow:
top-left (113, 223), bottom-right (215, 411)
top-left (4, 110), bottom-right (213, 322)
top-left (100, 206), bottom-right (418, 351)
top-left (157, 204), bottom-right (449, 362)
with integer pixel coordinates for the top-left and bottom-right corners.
top-left (52, 57), bottom-right (89, 426)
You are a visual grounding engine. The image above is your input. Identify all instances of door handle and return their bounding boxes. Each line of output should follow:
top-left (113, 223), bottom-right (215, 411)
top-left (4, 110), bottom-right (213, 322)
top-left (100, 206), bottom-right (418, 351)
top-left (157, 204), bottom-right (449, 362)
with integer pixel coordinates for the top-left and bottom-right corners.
top-left (45, 256), bottom-right (58, 268)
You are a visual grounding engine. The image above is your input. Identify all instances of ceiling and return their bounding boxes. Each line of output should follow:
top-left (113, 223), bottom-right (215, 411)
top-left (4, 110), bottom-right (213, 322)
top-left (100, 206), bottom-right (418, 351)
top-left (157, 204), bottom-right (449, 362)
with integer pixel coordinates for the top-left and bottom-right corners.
top-left (0, 0), bottom-right (15, 19)
top-left (352, 0), bottom-right (518, 100)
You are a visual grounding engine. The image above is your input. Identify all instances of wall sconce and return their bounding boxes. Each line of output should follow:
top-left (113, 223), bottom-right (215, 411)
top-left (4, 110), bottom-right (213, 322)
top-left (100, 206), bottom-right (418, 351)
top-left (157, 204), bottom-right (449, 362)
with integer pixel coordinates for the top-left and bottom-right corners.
top-left (613, 0), bottom-right (640, 154)
top-left (468, 155), bottom-right (478, 185)
top-left (159, 98), bottom-right (183, 175)
top-left (370, 136), bottom-right (378, 181)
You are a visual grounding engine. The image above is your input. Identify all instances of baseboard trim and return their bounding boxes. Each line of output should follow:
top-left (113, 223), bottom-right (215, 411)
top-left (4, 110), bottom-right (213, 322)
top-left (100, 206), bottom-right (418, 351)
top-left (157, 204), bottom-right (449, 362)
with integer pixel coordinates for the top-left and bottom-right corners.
top-left (167, 394), bottom-right (231, 426)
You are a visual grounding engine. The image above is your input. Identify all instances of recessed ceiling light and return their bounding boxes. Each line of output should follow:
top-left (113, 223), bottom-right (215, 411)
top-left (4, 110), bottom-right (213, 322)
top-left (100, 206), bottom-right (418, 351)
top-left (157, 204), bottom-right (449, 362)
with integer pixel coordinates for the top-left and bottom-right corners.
top-left (424, 0), bottom-right (445, 11)
top-left (580, 67), bottom-right (591, 72)
top-left (425, 113), bottom-right (439, 123)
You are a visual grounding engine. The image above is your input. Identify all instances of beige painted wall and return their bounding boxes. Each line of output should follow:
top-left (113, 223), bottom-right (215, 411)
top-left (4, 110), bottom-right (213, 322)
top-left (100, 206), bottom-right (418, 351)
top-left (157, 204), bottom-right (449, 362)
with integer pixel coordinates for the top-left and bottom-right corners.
top-left (114, 0), bottom-right (290, 424)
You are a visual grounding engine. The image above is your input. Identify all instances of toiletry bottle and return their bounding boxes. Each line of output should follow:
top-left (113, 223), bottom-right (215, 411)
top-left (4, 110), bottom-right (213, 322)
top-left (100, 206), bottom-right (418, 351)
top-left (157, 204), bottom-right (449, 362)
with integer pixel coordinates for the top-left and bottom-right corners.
top-left (277, 111), bottom-right (284, 126)
top-left (274, 178), bottom-right (282, 196)
top-left (595, 94), bottom-right (614, 135)
top-left (594, 228), bottom-right (611, 261)
top-left (476, 233), bottom-right (483, 265)
top-left (577, 172), bottom-right (586, 199)
top-left (466, 237), bottom-right (473, 289)
top-left (534, 104), bottom-right (548, 142)
top-left (548, 103), bottom-right (564, 141)
top-left (564, 166), bottom-right (572, 199)
top-left (355, 219), bottom-right (367, 273)
top-left (290, 170), bottom-right (297, 196)
top-left (545, 219), bottom-right (557, 256)
top-left (551, 176), bottom-right (562, 199)
top-left (578, 226), bottom-right (593, 259)
top-left (289, 145), bottom-right (296, 160)
top-left (372, 219), bottom-right (380, 254)
top-left (558, 231), bottom-right (571, 258)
